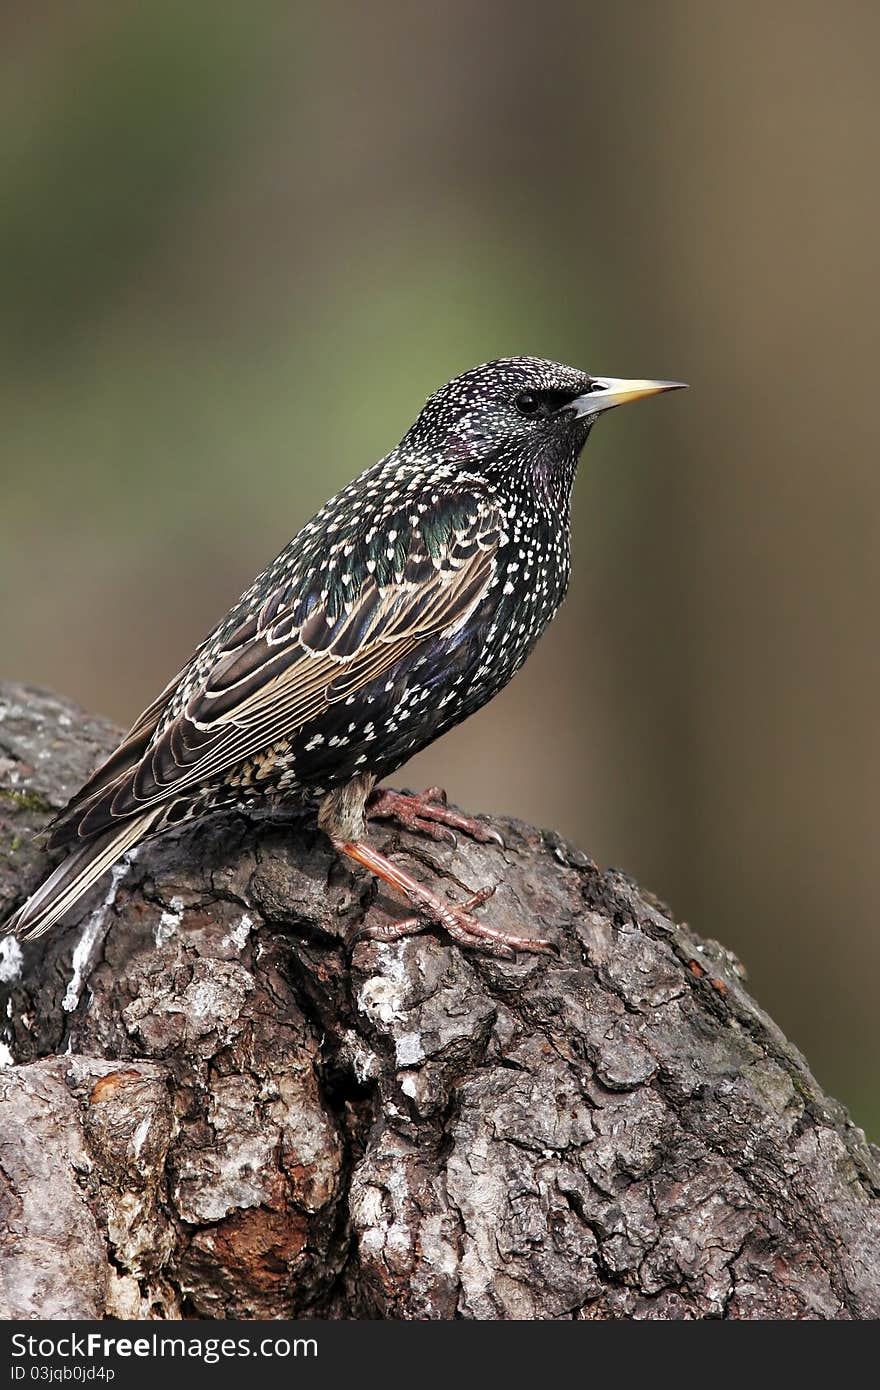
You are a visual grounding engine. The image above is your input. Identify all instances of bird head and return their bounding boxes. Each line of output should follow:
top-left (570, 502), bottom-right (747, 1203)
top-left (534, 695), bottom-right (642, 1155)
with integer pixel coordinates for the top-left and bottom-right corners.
top-left (403, 357), bottom-right (685, 472)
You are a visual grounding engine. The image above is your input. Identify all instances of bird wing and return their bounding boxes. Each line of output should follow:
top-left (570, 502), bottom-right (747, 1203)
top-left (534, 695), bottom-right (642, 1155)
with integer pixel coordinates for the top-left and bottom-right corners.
top-left (60, 497), bottom-right (502, 844)
top-left (49, 667), bottom-right (187, 834)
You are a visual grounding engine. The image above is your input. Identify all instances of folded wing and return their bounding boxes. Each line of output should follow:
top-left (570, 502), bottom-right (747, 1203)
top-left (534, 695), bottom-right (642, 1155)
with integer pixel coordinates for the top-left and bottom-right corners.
top-left (50, 497), bottom-right (501, 849)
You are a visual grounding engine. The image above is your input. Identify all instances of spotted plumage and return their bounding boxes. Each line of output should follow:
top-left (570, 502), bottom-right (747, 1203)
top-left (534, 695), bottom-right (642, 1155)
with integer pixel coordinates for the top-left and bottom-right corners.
top-left (5, 357), bottom-right (684, 948)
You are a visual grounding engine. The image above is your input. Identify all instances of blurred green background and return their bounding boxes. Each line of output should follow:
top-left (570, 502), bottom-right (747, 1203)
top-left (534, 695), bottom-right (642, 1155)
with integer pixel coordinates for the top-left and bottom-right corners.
top-left (2, 1), bottom-right (878, 1134)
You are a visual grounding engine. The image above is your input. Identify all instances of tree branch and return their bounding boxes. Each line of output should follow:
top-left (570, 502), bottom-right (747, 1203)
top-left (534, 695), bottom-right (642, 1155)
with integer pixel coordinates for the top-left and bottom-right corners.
top-left (1, 682), bottom-right (878, 1319)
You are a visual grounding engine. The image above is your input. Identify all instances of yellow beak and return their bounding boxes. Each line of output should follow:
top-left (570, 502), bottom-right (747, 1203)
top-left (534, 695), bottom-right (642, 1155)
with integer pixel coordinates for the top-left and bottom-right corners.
top-left (570, 377), bottom-right (687, 418)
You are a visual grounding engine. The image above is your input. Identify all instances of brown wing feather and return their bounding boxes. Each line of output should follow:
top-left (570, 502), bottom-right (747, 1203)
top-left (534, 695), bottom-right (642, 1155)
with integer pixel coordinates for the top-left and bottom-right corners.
top-left (46, 667), bottom-right (186, 848)
top-left (65, 511), bottom-right (500, 842)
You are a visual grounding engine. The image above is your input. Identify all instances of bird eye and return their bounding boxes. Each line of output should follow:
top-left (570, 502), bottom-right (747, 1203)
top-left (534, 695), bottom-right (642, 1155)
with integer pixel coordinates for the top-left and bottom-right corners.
top-left (515, 391), bottom-right (541, 417)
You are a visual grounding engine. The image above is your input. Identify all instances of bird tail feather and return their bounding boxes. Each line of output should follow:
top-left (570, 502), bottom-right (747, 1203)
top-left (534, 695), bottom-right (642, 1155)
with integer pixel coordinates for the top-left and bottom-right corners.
top-left (3, 811), bottom-right (158, 940)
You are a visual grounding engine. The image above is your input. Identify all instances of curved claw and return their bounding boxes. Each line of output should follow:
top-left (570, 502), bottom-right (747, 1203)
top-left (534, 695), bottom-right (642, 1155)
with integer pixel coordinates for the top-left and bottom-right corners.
top-left (345, 922), bottom-right (368, 954)
top-left (460, 884), bottom-right (496, 910)
top-left (367, 787), bottom-right (504, 849)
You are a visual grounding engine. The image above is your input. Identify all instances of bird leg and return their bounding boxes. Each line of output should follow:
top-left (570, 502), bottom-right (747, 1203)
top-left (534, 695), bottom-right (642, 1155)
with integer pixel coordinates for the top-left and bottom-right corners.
top-left (336, 838), bottom-right (554, 958)
top-left (366, 785), bottom-right (505, 848)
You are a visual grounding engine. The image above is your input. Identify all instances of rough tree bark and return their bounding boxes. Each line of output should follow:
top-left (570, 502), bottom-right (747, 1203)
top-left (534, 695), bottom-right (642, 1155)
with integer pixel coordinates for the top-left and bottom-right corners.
top-left (0, 682), bottom-right (878, 1321)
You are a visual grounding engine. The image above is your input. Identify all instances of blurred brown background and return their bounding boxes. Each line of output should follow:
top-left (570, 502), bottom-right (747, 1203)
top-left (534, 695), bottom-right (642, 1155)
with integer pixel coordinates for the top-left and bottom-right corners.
top-left (2, 1), bottom-right (878, 1133)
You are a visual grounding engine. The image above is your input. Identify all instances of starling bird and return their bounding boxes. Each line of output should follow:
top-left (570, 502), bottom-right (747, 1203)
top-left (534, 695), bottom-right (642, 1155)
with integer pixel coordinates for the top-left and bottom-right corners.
top-left (5, 358), bottom-right (684, 954)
